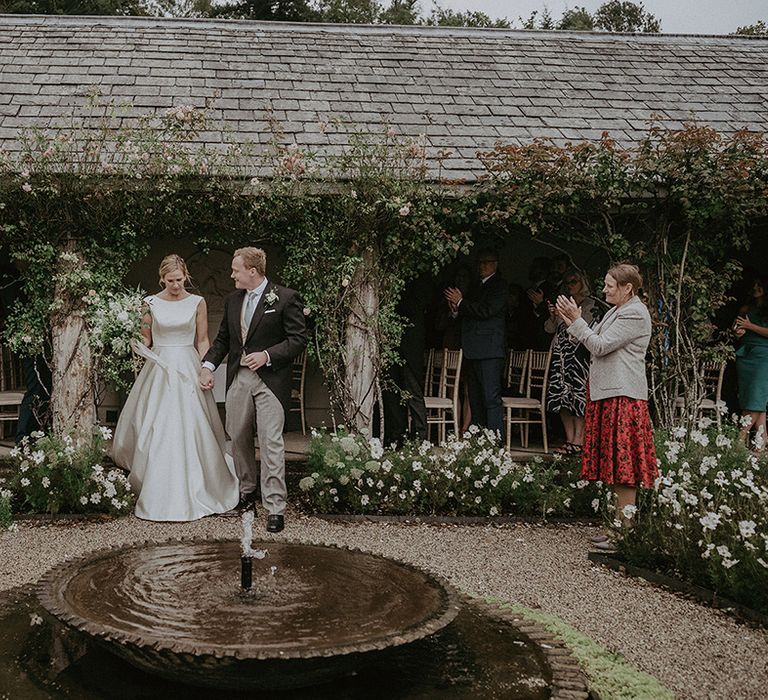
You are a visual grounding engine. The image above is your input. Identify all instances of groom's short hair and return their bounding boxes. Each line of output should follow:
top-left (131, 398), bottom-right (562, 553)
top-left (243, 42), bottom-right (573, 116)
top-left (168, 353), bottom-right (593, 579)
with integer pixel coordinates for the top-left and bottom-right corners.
top-left (234, 247), bottom-right (266, 276)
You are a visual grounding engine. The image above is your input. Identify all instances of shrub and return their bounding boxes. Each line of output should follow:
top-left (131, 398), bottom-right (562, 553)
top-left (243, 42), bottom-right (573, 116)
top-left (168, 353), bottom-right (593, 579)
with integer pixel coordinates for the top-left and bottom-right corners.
top-left (301, 426), bottom-right (606, 517)
top-left (8, 428), bottom-right (134, 516)
top-left (620, 417), bottom-right (768, 614)
top-left (0, 485), bottom-right (12, 528)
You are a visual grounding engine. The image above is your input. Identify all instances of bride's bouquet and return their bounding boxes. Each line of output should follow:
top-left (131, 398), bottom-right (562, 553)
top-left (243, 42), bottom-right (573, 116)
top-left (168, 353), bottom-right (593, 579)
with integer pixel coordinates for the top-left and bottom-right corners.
top-left (84, 286), bottom-right (146, 391)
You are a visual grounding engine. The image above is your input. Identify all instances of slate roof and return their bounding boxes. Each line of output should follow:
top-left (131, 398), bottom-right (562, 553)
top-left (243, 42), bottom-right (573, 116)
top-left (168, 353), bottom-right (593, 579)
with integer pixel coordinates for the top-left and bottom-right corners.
top-left (1, 14), bottom-right (767, 181)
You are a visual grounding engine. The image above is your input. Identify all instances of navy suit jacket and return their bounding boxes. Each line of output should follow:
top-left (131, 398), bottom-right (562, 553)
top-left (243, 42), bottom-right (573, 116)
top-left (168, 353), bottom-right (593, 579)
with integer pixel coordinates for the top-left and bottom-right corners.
top-left (459, 273), bottom-right (508, 360)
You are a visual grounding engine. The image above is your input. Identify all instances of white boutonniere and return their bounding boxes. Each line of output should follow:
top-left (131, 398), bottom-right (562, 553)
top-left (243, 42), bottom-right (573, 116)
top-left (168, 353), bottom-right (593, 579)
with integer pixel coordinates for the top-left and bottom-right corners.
top-left (264, 288), bottom-right (279, 307)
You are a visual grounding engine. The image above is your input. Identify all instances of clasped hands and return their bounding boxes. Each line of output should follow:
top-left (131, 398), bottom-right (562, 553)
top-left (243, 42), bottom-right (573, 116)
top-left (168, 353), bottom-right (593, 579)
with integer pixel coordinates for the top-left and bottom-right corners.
top-left (198, 351), bottom-right (269, 391)
top-left (443, 287), bottom-right (462, 313)
top-left (554, 295), bottom-right (582, 326)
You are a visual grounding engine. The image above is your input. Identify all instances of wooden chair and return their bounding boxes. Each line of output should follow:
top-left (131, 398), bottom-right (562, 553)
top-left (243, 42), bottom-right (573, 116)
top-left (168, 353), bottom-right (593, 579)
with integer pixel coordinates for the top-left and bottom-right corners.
top-left (424, 348), bottom-right (439, 396)
top-left (505, 349), bottom-right (529, 397)
top-left (503, 349), bottom-right (530, 446)
top-left (673, 360), bottom-right (726, 427)
top-left (0, 344), bottom-right (25, 440)
top-left (424, 349), bottom-right (463, 443)
top-left (290, 349), bottom-right (308, 435)
top-left (502, 349), bottom-right (552, 453)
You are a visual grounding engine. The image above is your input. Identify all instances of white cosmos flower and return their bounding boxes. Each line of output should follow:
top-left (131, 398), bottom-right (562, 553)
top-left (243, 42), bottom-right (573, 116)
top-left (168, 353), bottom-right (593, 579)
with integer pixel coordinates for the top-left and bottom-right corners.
top-left (690, 430), bottom-right (709, 447)
top-left (715, 433), bottom-right (731, 448)
top-left (738, 520), bottom-right (757, 538)
top-left (621, 504), bottom-right (637, 519)
top-left (699, 512), bottom-right (721, 530)
top-left (716, 544), bottom-right (732, 559)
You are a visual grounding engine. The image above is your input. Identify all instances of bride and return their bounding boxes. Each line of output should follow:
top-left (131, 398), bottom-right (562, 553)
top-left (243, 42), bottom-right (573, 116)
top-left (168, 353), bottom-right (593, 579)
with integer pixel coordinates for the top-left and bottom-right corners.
top-left (112, 254), bottom-right (239, 521)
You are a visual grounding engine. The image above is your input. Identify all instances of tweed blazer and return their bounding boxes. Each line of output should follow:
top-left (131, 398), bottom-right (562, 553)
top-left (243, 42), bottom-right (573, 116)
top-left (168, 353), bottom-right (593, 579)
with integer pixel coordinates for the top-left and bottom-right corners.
top-left (566, 294), bottom-right (651, 401)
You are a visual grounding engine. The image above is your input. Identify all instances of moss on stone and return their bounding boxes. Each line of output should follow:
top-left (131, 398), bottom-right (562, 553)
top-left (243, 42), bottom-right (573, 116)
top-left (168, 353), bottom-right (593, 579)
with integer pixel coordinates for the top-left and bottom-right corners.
top-left (489, 598), bottom-right (675, 700)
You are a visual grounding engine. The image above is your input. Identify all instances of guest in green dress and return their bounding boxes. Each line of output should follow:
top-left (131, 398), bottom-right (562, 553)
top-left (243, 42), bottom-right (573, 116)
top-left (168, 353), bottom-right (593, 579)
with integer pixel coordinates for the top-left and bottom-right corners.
top-left (734, 277), bottom-right (768, 447)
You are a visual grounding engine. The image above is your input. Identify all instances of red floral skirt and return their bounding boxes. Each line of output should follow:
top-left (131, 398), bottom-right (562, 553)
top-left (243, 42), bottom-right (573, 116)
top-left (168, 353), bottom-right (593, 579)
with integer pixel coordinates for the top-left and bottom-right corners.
top-left (581, 388), bottom-right (658, 488)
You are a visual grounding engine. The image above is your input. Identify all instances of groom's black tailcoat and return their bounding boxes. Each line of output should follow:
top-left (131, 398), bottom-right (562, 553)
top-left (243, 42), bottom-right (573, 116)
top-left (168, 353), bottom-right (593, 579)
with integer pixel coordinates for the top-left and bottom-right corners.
top-left (204, 284), bottom-right (307, 415)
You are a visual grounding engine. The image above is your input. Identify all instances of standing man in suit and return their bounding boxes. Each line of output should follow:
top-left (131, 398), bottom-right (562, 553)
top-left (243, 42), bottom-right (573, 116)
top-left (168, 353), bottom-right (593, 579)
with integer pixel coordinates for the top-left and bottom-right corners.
top-left (200, 247), bottom-right (307, 533)
top-left (444, 249), bottom-right (508, 437)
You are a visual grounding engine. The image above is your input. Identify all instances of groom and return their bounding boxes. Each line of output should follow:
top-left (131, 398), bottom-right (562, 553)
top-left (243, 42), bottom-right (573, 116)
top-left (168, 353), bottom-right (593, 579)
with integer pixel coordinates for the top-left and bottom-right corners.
top-left (200, 247), bottom-right (307, 533)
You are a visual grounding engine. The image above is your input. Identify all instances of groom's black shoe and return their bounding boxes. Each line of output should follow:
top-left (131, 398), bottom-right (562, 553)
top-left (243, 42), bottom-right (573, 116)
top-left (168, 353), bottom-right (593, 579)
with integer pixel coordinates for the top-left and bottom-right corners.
top-left (266, 514), bottom-right (284, 533)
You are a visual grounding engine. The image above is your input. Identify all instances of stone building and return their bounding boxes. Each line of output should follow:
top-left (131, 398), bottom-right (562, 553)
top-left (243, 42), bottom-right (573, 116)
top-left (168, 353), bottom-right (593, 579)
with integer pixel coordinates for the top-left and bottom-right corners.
top-left (2, 15), bottom-right (767, 427)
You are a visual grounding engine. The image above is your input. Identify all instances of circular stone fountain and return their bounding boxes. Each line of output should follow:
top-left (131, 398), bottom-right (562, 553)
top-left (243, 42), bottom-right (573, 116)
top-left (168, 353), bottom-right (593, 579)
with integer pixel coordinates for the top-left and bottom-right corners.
top-left (37, 539), bottom-right (460, 690)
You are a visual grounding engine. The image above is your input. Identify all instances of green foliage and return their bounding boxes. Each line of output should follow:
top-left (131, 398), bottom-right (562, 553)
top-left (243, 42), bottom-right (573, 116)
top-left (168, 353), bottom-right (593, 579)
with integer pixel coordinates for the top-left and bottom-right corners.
top-left (300, 427), bottom-right (607, 516)
top-left (256, 123), bottom-right (471, 426)
top-left (734, 20), bottom-right (768, 35)
top-left (320, 0), bottom-right (380, 23)
top-left (7, 428), bottom-right (134, 516)
top-left (212, 0), bottom-right (318, 20)
top-left (620, 418), bottom-right (768, 614)
top-left (427, 6), bottom-right (511, 28)
top-left (0, 99), bottom-right (252, 408)
top-left (476, 124), bottom-right (768, 426)
top-left (523, 1), bottom-right (660, 33)
top-left (520, 7), bottom-right (554, 30)
top-left (378, 0), bottom-right (418, 24)
top-left (557, 7), bottom-right (595, 31)
top-left (593, 1), bottom-right (660, 32)
top-left (0, 0), bottom-right (147, 14)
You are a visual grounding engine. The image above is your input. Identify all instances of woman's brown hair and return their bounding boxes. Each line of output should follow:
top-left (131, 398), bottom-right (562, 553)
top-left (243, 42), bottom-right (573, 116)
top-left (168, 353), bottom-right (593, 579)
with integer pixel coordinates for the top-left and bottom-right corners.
top-left (607, 263), bottom-right (642, 295)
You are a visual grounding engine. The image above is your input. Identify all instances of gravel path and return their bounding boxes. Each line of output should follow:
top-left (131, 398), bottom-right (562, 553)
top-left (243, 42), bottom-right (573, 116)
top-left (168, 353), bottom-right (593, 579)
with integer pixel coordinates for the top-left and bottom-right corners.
top-left (2, 512), bottom-right (766, 700)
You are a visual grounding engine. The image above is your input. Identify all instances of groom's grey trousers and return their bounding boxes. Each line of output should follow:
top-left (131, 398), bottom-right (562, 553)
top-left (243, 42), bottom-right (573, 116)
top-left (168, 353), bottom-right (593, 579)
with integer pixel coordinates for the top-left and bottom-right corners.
top-left (226, 365), bottom-right (286, 515)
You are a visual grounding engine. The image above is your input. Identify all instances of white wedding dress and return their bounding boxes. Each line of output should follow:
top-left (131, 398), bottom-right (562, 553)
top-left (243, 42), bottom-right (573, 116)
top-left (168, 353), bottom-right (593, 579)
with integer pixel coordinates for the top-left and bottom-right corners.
top-left (112, 294), bottom-right (239, 521)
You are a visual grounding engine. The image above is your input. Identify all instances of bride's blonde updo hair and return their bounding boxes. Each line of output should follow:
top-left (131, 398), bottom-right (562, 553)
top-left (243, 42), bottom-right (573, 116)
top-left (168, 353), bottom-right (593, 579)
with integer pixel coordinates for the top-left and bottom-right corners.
top-left (158, 254), bottom-right (191, 288)
top-left (607, 263), bottom-right (642, 295)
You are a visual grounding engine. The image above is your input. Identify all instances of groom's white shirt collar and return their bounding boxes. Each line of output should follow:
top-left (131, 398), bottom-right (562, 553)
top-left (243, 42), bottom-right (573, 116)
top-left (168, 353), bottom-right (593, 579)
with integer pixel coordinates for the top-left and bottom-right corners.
top-left (246, 277), bottom-right (269, 299)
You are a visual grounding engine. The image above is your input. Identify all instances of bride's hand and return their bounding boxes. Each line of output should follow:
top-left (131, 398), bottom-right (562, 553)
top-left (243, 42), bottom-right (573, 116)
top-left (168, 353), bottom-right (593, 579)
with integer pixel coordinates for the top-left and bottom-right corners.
top-left (199, 367), bottom-right (214, 391)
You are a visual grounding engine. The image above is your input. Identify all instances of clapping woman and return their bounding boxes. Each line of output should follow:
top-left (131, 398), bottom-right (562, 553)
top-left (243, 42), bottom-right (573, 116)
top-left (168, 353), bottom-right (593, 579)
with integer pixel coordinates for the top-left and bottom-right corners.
top-left (556, 264), bottom-right (657, 548)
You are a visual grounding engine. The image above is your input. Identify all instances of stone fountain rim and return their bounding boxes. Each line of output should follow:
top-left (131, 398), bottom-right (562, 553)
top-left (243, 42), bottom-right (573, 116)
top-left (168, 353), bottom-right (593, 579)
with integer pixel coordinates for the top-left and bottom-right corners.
top-left (36, 536), bottom-right (461, 661)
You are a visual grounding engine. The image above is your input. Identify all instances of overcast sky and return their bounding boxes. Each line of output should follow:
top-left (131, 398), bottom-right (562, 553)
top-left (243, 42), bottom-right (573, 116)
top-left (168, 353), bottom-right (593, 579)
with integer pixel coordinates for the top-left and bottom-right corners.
top-left (435, 0), bottom-right (766, 34)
